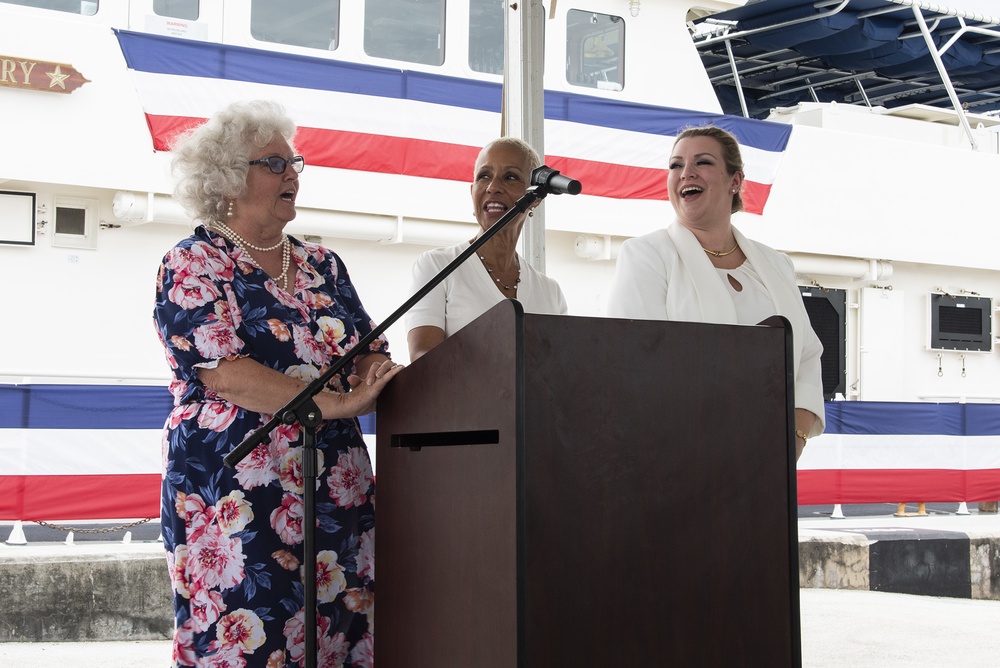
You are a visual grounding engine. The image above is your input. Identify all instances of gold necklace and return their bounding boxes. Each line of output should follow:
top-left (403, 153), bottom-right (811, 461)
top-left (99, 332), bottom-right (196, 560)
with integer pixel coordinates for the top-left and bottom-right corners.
top-left (703, 242), bottom-right (739, 258)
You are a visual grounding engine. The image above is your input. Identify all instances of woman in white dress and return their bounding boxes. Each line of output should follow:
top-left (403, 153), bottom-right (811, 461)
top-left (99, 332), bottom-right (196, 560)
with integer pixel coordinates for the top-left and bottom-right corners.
top-left (405, 137), bottom-right (568, 361)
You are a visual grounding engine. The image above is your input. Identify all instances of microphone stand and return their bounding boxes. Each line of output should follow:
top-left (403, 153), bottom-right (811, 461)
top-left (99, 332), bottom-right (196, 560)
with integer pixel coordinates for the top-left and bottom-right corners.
top-left (222, 167), bottom-right (577, 668)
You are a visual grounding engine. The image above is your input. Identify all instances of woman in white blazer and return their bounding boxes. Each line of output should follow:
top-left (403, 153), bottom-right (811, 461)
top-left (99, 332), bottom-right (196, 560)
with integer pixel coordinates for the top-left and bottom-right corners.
top-left (607, 126), bottom-right (824, 460)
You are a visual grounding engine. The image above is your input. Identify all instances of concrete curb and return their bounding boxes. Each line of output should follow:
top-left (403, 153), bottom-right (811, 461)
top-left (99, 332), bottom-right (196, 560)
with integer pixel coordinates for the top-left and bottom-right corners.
top-left (2, 518), bottom-right (999, 642)
top-left (0, 543), bottom-right (171, 642)
top-left (798, 517), bottom-right (1000, 601)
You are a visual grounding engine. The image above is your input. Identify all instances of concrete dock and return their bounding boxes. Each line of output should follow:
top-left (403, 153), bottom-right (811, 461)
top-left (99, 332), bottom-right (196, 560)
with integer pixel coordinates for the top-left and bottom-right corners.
top-left (3, 587), bottom-right (1000, 667)
top-left (2, 509), bottom-right (999, 665)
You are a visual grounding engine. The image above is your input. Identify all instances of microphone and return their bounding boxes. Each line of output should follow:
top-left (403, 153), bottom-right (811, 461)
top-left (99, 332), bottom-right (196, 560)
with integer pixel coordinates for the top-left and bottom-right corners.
top-left (530, 165), bottom-right (582, 195)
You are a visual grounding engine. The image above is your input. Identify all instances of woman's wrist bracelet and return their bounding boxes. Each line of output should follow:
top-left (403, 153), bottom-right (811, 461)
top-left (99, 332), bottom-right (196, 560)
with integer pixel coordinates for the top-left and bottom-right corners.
top-left (795, 428), bottom-right (808, 444)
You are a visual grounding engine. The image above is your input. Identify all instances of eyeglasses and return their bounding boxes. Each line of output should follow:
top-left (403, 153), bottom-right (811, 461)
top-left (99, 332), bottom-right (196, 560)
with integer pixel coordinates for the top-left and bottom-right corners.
top-left (248, 155), bottom-right (305, 174)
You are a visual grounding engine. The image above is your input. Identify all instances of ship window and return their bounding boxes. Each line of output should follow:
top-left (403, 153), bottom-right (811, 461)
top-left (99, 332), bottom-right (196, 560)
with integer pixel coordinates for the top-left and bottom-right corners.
top-left (365, 0), bottom-right (445, 66)
top-left (250, 0), bottom-right (341, 51)
top-left (469, 0), bottom-right (503, 75)
top-left (52, 197), bottom-right (98, 250)
top-left (56, 206), bottom-right (85, 236)
top-left (6, 0), bottom-right (98, 15)
top-left (153, 0), bottom-right (197, 21)
top-left (929, 293), bottom-right (993, 353)
top-left (0, 191), bottom-right (35, 246)
top-left (566, 9), bottom-right (625, 91)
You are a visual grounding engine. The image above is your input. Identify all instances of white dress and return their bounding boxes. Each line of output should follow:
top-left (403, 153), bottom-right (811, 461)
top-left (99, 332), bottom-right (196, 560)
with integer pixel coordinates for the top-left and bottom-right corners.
top-left (405, 240), bottom-right (568, 338)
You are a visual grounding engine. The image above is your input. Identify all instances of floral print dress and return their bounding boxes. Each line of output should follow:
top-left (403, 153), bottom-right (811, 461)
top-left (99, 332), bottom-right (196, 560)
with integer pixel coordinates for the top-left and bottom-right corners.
top-left (153, 226), bottom-right (387, 668)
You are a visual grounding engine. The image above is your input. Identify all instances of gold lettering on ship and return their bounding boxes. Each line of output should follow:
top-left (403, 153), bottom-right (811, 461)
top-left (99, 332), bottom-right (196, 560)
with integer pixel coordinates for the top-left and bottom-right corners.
top-left (0, 55), bottom-right (89, 93)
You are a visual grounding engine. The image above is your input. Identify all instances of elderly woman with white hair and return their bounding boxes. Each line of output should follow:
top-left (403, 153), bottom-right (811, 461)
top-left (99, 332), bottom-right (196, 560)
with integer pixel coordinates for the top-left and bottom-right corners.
top-left (153, 99), bottom-right (401, 667)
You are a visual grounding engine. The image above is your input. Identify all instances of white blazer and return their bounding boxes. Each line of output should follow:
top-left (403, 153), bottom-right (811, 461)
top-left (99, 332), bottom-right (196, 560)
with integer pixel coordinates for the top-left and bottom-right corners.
top-left (607, 222), bottom-right (825, 436)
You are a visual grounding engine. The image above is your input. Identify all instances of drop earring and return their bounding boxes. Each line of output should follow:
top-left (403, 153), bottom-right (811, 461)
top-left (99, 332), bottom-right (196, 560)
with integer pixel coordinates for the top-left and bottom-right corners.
top-left (226, 200), bottom-right (234, 218)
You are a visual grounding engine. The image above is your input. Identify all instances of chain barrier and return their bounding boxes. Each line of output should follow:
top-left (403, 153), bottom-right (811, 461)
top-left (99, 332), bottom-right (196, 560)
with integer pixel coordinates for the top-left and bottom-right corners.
top-left (31, 518), bottom-right (155, 534)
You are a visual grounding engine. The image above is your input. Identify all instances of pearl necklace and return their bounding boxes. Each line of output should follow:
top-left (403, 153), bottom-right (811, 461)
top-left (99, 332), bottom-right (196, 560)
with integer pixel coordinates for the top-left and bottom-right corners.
top-left (214, 221), bottom-right (285, 251)
top-left (478, 252), bottom-right (520, 291)
top-left (214, 222), bottom-right (292, 290)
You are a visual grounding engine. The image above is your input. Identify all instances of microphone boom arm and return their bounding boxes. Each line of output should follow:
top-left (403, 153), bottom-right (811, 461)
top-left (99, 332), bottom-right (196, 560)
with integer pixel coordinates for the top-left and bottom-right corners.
top-left (223, 177), bottom-right (564, 468)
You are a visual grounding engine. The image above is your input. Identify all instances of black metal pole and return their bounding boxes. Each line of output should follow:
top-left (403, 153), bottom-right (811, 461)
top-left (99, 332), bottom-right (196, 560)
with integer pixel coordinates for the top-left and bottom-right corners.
top-left (293, 400), bottom-right (323, 668)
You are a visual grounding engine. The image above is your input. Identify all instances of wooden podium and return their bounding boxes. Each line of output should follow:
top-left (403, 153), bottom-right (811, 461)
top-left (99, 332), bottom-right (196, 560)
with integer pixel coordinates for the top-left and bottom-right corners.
top-left (375, 301), bottom-right (800, 666)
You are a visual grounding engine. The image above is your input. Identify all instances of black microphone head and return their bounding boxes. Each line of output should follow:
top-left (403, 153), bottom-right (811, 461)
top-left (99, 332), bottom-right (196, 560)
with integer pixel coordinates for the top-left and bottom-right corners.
top-left (530, 165), bottom-right (582, 195)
